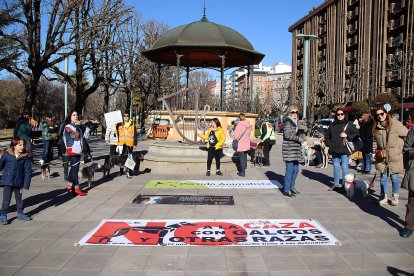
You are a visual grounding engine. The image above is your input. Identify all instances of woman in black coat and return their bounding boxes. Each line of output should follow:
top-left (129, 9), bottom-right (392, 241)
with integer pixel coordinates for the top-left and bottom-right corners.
top-left (325, 108), bottom-right (359, 190)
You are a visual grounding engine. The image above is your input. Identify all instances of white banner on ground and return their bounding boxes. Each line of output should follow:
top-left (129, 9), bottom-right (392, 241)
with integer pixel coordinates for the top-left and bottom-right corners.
top-left (78, 219), bottom-right (340, 246)
top-left (104, 110), bottom-right (123, 126)
top-left (144, 180), bottom-right (283, 189)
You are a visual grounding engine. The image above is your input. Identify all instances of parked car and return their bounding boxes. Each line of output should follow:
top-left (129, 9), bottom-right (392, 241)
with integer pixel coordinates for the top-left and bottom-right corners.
top-left (317, 118), bottom-right (334, 133)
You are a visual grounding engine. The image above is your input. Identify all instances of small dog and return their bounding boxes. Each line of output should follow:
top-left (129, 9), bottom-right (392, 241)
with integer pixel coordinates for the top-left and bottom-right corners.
top-left (102, 153), bottom-right (143, 178)
top-left (344, 173), bottom-right (370, 199)
top-left (39, 159), bottom-right (51, 180)
top-left (79, 162), bottom-right (101, 188)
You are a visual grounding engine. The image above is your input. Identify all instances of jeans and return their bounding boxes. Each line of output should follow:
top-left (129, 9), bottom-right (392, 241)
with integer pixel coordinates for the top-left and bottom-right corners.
top-left (238, 151), bottom-right (248, 174)
top-left (380, 172), bottom-right (400, 195)
top-left (263, 144), bottom-right (273, 165)
top-left (207, 147), bottom-right (222, 171)
top-left (42, 140), bottom-right (53, 163)
top-left (284, 161), bottom-right (299, 192)
top-left (69, 155), bottom-right (81, 186)
top-left (332, 153), bottom-right (350, 186)
top-left (1, 186), bottom-right (23, 215)
top-left (362, 152), bottom-right (372, 172)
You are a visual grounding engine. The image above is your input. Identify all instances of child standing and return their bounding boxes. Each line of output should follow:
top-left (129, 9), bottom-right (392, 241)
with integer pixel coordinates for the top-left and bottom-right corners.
top-left (0, 137), bottom-right (32, 225)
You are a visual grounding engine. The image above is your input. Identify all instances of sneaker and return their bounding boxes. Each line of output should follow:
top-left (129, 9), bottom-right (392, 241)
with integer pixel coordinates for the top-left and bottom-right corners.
top-left (206, 171), bottom-right (211, 176)
top-left (0, 215), bottom-right (7, 225)
top-left (378, 194), bottom-right (388, 205)
top-left (216, 171), bottom-right (223, 176)
top-left (291, 188), bottom-right (300, 195)
top-left (390, 193), bottom-right (399, 206)
top-left (400, 228), bottom-right (413, 238)
top-left (17, 213), bottom-right (32, 221)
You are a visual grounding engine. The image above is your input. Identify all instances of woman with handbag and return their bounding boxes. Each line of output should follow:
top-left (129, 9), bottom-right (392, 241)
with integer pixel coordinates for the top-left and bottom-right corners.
top-left (282, 106), bottom-right (306, 197)
top-left (233, 113), bottom-right (251, 177)
top-left (373, 107), bottom-right (408, 206)
top-left (63, 110), bottom-right (87, 196)
top-left (325, 108), bottom-right (359, 190)
top-left (198, 118), bottom-right (225, 176)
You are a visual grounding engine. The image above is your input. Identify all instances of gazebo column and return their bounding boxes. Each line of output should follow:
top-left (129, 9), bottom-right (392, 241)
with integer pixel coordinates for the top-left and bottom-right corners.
top-left (219, 54), bottom-right (226, 111)
top-left (176, 52), bottom-right (183, 108)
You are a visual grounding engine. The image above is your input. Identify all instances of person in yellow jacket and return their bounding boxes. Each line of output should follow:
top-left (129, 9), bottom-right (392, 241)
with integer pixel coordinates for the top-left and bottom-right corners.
top-left (198, 118), bottom-right (225, 176)
top-left (117, 111), bottom-right (137, 178)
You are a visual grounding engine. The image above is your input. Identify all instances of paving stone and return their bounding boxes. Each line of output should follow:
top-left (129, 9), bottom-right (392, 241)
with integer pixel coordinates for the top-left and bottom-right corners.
top-left (25, 252), bottom-right (73, 268)
top-left (0, 251), bottom-right (39, 266)
top-left (99, 270), bottom-right (144, 276)
top-left (226, 255), bottom-right (268, 272)
top-left (45, 239), bottom-right (81, 253)
top-left (57, 269), bottom-right (101, 276)
top-left (339, 253), bottom-right (387, 270)
top-left (104, 253), bottom-right (149, 270)
top-left (8, 239), bottom-right (56, 252)
top-left (301, 254), bottom-right (350, 271)
top-left (63, 253), bottom-right (113, 270)
top-left (185, 255), bottom-right (227, 271)
top-left (264, 254), bottom-right (308, 271)
top-left (14, 267), bottom-right (60, 276)
top-left (375, 253), bottom-right (414, 269)
top-left (144, 254), bottom-right (187, 271)
top-left (0, 266), bottom-right (21, 276)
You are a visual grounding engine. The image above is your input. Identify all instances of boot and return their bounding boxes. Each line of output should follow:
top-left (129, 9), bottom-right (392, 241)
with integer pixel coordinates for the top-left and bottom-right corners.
top-left (390, 193), bottom-right (399, 206)
top-left (0, 214), bottom-right (7, 225)
top-left (378, 194), bottom-right (388, 205)
top-left (74, 188), bottom-right (87, 196)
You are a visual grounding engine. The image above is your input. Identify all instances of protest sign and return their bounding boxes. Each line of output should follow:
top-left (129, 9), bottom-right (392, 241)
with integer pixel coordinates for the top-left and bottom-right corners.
top-left (132, 194), bottom-right (234, 205)
top-left (79, 219), bottom-right (340, 246)
top-left (144, 180), bottom-right (283, 189)
top-left (104, 110), bottom-right (123, 126)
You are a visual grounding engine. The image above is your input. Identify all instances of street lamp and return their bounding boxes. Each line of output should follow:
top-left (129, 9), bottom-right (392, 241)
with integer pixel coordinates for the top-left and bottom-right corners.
top-left (296, 34), bottom-right (318, 120)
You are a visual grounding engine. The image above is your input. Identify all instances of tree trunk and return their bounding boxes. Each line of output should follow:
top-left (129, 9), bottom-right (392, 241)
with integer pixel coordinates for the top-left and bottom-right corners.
top-left (23, 72), bottom-right (42, 113)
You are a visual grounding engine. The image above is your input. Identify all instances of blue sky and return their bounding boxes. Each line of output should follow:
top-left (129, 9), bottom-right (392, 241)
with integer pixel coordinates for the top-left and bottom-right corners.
top-left (132, 0), bottom-right (324, 66)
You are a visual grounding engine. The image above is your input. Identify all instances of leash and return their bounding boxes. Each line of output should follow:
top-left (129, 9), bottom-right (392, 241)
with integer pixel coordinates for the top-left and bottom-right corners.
top-left (369, 171), bottom-right (377, 189)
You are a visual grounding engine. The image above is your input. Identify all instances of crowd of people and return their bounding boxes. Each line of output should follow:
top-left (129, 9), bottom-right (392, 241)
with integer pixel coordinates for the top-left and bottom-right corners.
top-left (0, 106), bottom-right (413, 239)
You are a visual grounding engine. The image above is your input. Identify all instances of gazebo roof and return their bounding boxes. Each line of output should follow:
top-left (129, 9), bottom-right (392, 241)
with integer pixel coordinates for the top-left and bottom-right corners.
top-left (142, 16), bottom-right (265, 67)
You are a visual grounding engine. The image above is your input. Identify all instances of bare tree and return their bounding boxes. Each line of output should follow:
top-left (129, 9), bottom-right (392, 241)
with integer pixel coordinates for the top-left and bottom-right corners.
top-left (51, 0), bottom-right (131, 114)
top-left (1, 0), bottom-right (84, 112)
top-left (0, 2), bottom-right (21, 70)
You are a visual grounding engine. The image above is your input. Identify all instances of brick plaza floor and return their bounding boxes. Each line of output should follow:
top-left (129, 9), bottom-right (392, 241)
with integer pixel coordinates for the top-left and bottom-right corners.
top-left (0, 134), bottom-right (413, 275)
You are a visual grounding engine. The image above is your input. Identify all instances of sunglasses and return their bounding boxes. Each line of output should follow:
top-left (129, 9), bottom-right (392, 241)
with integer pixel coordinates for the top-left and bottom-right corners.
top-left (376, 112), bottom-right (385, 117)
top-left (123, 115), bottom-right (129, 117)
top-left (290, 111), bottom-right (298, 114)
top-left (336, 113), bottom-right (344, 116)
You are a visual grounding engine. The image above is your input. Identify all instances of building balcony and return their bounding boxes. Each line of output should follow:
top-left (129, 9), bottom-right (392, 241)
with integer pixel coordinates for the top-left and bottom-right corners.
top-left (389, 0), bottom-right (406, 15)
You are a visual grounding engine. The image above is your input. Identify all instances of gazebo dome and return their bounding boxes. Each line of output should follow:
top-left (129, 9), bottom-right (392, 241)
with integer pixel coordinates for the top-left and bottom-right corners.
top-left (142, 16), bottom-right (264, 68)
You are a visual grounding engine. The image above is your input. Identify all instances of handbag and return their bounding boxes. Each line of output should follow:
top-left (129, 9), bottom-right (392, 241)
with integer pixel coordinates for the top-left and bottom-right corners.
top-left (67, 140), bottom-right (82, 156)
top-left (375, 149), bottom-right (388, 163)
top-left (232, 126), bottom-right (249, 149)
top-left (343, 123), bottom-right (363, 154)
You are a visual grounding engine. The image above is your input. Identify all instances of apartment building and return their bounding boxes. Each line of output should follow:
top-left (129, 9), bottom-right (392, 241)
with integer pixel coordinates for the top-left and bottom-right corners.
top-left (288, 0), bottom-right (414, 112)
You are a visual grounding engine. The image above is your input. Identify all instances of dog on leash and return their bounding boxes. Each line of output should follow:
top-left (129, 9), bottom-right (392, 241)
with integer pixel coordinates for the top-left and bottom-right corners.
top-left (102, 153), bottom-right (144, 178)
top-left (303, 140), bottom-right (316, 167)
top-left (318, 137), bottom-right (329, 168)
top-left (344, 173), bottom-right (370, 199)
top-left (39, 159), bottom-right (51, 180)
top-left (252, 143), bottom-right (264, 167)
top-left (79, 162), bottom-right (101, 188)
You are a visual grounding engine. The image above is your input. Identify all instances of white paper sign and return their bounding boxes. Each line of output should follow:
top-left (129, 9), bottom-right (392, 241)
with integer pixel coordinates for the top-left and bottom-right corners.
top-left (124, 156), bottom-right (136, 170)
top-left (104, 110), bottom-right (123, 126)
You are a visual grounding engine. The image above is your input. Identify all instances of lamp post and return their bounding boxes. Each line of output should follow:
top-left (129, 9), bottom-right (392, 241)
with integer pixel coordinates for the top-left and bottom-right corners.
top-left (296, 34), bottom-right (318, 120)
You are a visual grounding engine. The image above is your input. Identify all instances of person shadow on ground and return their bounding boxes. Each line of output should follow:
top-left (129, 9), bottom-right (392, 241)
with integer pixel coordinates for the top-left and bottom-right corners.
top-left (301, 169), bottom-right (334, 187)
top-left (351, 192), bottom-right (405, 232)
top-left (265, 171), bottom-right (285, 191)
top-left (387, 266), bottom-right (413, 276)
top-left (7, 188), bottom-right (74, 222)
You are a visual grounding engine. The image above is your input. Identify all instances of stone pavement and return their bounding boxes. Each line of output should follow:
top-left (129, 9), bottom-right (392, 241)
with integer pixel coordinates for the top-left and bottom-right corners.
top-left (0, 134), bottom-right (413, 275)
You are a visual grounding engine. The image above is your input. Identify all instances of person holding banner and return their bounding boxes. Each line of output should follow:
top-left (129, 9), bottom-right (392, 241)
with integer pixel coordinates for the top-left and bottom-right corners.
top-left (63, 110), bottom-right (87, 196)
top-left (373, 106), bottom-right (408, 206)
top-left (117, 111), bottom-right (137, 178)
top-left (198, 118), bottom-right (225, 176)
top-left (282, 106), bottom-right (305, 197)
